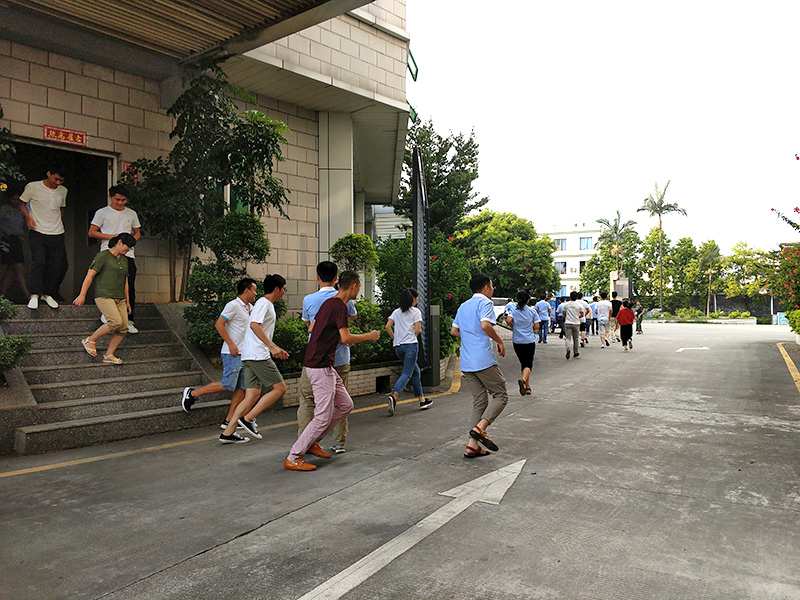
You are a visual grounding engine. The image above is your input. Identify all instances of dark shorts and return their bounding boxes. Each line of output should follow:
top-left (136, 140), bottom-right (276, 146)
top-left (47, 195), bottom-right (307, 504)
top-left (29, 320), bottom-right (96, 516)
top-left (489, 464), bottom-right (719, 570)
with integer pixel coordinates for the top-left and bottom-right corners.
top-left (513, 342), bottom-right (536, 371)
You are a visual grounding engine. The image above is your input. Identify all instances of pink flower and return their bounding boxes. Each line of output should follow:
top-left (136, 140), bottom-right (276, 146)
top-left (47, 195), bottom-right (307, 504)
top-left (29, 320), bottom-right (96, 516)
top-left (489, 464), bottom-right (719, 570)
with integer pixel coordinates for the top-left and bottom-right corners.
top-left (795, 207), bottom-right (800, 213)
top-left (448, 237), bottom-right (453, 242)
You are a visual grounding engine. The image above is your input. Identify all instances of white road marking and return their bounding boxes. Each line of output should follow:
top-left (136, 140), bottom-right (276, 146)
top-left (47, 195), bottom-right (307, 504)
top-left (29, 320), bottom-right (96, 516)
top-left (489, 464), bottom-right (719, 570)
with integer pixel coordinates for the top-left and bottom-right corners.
top-left (675, 347), bottom-right (710, 353)
top-left (296, 459), bottom-right (527, 600)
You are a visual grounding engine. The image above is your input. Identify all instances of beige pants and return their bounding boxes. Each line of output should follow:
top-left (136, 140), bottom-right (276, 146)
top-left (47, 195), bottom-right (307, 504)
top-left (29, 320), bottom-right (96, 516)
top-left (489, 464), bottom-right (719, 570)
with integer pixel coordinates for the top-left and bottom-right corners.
top-left (297, 363), bottom-right (350, 445)
top-left (95, 298), bottom-right (128, 335)
top-left (463, 364), bottom-right (508, 428)
top-left (609, 316), bottom-right (620, 339)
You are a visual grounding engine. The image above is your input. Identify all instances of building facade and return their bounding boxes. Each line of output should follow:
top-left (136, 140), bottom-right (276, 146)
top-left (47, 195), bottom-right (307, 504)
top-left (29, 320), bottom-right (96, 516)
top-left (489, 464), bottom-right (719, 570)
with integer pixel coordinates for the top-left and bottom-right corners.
top-left (0, 0), bottom-right (409, 309)
top-left (542, 223), bottom-right (601, 296)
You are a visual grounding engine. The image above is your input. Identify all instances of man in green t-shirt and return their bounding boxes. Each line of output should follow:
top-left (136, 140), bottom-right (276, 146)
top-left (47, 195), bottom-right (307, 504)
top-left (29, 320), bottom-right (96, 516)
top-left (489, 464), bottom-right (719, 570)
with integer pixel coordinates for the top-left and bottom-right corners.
top-left (73, 233), bottom-right (136, 364)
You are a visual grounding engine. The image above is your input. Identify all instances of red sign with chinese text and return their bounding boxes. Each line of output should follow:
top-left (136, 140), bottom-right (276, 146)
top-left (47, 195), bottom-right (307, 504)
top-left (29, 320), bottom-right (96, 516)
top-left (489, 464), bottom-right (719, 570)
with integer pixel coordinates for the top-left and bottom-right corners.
top-left (42, 125), bottom-right (88, 147)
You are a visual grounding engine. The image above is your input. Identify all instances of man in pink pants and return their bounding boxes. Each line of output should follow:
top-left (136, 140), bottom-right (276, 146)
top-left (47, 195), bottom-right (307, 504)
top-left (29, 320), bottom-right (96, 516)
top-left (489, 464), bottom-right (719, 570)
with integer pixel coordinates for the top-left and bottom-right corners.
top-left (284, 271), bottom-right (380, 471)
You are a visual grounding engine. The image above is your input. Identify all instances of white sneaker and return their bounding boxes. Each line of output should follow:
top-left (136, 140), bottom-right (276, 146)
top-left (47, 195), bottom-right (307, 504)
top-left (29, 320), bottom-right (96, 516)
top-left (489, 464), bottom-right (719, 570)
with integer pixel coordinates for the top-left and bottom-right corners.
top-left (127, 321), bottom-right (139, 334)
top-left (41, 295), bottom-right (59, 309)
top-left (100, 314), bottom-right (108, 324)
top-left (27, 295), bottom-right (39, 310)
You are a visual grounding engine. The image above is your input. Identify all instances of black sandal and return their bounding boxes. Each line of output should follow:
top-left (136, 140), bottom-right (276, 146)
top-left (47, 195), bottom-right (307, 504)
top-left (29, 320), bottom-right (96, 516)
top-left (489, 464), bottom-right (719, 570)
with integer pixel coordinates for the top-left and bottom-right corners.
top-left (469, 427), bottom-right (499, 452)
top-left (464, 445), bottom-right (491, 458)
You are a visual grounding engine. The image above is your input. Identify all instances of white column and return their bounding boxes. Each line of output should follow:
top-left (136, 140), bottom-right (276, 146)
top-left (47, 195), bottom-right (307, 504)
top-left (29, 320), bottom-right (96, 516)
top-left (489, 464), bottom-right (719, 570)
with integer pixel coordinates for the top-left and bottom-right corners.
top-left (318, 112), bottom-right (354, 259)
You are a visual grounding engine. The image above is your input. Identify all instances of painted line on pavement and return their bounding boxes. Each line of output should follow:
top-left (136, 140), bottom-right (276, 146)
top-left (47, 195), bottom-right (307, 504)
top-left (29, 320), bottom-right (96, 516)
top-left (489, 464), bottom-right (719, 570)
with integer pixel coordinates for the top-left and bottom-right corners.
top-left (0, 361), bottom-right (462, 480)
top-left (777, 342), bottom-right (800, 395)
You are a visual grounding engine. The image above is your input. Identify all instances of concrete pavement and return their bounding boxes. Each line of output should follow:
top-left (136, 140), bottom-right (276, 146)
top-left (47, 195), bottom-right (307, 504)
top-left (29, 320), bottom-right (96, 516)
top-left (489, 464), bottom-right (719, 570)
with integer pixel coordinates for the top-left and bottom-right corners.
top-left (1, 322), bottom-right (799, 599)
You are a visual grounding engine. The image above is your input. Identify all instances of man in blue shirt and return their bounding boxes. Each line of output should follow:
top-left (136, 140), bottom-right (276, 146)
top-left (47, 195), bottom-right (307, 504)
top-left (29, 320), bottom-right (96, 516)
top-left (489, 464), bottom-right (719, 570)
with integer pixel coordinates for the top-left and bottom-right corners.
top-left (534, 294), bottom-right (551, 344)
top-left (297, 261), bottom-right (357, 455)
top-left (451, 273), bottom-right (508, 458)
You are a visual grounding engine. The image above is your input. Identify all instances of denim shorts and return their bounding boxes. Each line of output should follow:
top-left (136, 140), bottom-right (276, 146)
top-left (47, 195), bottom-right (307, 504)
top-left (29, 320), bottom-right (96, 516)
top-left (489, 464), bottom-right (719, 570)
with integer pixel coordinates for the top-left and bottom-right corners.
top-left (220, 353), bottom-right (246, 391)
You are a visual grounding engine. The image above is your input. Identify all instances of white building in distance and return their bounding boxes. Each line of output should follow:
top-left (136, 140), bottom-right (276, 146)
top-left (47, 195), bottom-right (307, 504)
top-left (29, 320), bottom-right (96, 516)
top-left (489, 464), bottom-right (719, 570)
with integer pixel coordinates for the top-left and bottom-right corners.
top-left (541, 222), bottom-right (601, 297)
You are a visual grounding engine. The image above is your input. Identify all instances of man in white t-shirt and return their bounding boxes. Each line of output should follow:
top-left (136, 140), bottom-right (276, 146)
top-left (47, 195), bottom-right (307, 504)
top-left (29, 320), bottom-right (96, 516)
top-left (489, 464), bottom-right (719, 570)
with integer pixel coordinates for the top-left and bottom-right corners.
top-left (19, 164), bottom-right (68, 309)
top-left (562, 291), bottom-right (585, 360)
top-left (89, 185), bottom-right (141, 333)
top-left (220, 274), bottom-right (289, 443)
top-left (595, 291), bottom-right (613, 348)
top-left (181, 278), bottom-right (257, 441)
top-left (578, 292), bottom-right (591, 347)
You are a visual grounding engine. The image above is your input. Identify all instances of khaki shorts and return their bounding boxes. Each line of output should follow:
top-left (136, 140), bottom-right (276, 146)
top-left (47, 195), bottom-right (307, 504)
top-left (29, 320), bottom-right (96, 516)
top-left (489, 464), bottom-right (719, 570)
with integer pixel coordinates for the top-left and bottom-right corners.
top-left (242, 358), bottom-right (284, 391)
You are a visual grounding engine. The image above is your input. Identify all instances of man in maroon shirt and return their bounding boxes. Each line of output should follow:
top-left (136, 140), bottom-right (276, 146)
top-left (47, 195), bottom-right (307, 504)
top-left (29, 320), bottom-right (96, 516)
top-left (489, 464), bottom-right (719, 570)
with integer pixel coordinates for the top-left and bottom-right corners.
top-left (284, 271), bottom-right (380, 471)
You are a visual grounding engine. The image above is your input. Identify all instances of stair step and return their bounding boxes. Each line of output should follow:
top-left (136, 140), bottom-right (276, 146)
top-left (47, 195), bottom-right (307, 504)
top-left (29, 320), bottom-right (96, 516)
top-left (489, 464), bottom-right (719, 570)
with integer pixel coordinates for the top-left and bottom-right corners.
top-left (15, 402), bottom-right (229, 455)
top-left (28, 329), bottom-right (177, 350)
top-left (8, 303), bottom-right (161, 320)
top-left (35, 388), bottom-right (229, 422)
top-left (3, 316), bottom-right (164, 334)
top-left (22, 357), bottom-right (195, 384)
top-left (29, 371), bottom-right (205, 402)
top-left (22, 343), bottom-right (188, 366)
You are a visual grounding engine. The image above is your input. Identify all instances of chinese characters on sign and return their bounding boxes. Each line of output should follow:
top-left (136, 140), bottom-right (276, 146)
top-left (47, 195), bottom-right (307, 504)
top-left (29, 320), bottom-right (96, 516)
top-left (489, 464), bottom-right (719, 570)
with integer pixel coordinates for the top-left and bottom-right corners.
top-left (42, 125), bottom-right (88, 147)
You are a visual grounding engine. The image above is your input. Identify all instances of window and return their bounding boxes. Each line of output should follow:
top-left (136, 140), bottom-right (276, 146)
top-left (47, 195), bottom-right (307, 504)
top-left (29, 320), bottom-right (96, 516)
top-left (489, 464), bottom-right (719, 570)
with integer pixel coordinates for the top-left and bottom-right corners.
top-left (580, 237), bottom-right (593, 250)
top-left (553, 238), bottom-right (567, 251)
top-left (579, 260), bottom-right (586, 273)
top-left (555, 261), bottom-right (567, 275)
top-left (559, 285), bottom-right (567, 296)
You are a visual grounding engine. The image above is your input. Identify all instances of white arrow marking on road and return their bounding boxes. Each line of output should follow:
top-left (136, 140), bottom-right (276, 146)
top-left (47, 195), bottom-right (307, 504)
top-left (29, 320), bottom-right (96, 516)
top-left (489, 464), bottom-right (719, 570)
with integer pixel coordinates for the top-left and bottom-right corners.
top-left (675, 347), bottom-right (710, 353)
top-left (296, 459), bottom-right (527, 600)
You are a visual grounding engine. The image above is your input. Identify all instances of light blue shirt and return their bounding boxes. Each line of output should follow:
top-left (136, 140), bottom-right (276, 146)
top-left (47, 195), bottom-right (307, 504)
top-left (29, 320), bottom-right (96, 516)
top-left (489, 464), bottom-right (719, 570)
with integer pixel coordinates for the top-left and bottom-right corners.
top-left (509, 305), bottom-right (539, 344)
top-left (302, 286), bottom-right (357, 366)
top-left (534, 300), bottom-right (551, 322)
top-left (589, 302), bottom-right (597, 319)
top-left (453, 293), bottom-right (497, 373)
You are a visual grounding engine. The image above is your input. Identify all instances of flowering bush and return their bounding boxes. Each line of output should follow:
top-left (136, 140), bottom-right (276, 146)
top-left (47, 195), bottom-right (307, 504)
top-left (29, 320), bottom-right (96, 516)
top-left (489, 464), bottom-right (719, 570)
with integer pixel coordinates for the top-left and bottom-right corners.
top-left (769, 208), bottom-right (800, 311)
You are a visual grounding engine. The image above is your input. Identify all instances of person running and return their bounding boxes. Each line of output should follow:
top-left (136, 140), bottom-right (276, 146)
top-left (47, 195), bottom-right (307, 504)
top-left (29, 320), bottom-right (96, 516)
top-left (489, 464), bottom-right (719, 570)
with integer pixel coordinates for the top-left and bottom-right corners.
top-left (220, 274), bottom-right (289, 444)
top-left (609, 291), bottom-right (622, 343)
top-left (451, 273), bottom-right (508, 459)
top-left (285, 271), bottom-right (379, 471)
top-left (181, 278), bottom-right (257, 435)
top-left (617, 300), bottom-right (636, 351)
top-left (590, 296), bottom-right (599, 336)
top-left (595, 291), bottom-right (613, 348)
top-left (506, 290), bottom-right (539, 396)
top-left (635, 300), bottom-right (645, 334)
top-left (578, 292), bottom-right (590, 347)
top-left (73, 233), bottom-right (136, 364)
top-left (556, 300), bottom-right (566, 339)
top-left (385, 288), bottom-right (432, 414)
top-left (533, 294), bottom-right (551, 344)
top-left (298, 261), bottom-right (356, 454)
top-left (562, 291), bottom-right (584, 360)
top-left (89, 185), bottom-right (141, 334)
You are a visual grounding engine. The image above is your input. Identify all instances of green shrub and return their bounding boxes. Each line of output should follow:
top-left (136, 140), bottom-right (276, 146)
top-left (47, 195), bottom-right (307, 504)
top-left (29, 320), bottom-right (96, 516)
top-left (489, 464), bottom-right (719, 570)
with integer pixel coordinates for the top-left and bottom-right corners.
top-left (272, 315), bottom-right (309, 375)
top-left (756, 316), bottom-right (771, 325)
top-left (675, 307), bottom-right (704, 319)
top-left (787, 310), bottom-right (800, 334)
top-left (0, 296), bottom-right (18, 321)
top-left (0, 335), bottom-right (32, 372)
top-left (350, 299), bottom-right (394, 365)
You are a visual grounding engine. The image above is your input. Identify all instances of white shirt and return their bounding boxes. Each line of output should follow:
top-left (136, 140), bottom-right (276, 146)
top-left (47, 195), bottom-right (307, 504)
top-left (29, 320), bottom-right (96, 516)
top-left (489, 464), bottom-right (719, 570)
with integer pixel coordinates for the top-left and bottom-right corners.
top-left (389, 306), bottom-right (422, 346)
top-left (564, 301), bottom-right (584, 325)
top-left (595, 300), bottom-right (612, 323)
top-left (20, 181), bottom-right (67, 235)
top-left (579, 299), bottom-right (590, 323)
top-left (218, 297), bottom-right (251, 355)
top-left (241, 297), bottom-right (276, 361)
top-left (91, 205), bottom-right (141, 258)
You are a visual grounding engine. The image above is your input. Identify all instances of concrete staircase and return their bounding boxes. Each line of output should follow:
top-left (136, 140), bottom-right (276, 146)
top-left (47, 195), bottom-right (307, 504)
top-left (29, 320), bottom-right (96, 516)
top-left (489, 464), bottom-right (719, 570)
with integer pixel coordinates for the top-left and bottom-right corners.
top-left (4, 303), bottom-right (229, 454)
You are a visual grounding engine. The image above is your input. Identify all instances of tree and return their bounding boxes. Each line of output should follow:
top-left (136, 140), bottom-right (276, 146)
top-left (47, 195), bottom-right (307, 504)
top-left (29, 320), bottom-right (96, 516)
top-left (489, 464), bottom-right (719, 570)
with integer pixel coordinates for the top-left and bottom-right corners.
top-left (454, 210), bottom-right (560, 298)
top-left (724, 242), bottom-right (769, 302)
top-left (698, 240), bottom-right (722, 316)
top-left (636, 227), bottom-right (671, 303)
top-left (395, 119), bottom-right (488, 237)
top-left (329, 233), bottom-right (379, 275)
top-left (637, 180), bottom-right (687, 310)
top-left (595, 211), bottom-right (637, 273)
top-left (665, 237), bottom-right (701, 309)
top-left (0, 105), bottom-right (24, 187)
top-left (120, 58), bottom-right (289, 301)
top-left (581, 230), bottom-right (642, 296)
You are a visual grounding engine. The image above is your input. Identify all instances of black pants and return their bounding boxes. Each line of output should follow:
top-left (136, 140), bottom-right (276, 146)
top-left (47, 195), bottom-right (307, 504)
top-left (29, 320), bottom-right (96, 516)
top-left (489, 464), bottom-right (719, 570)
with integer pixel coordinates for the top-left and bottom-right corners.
top-left (621, 324), bottom-right (633, 345)
top-left (126, 256), bottom-right (137, 320)
top-left (29, 231), bottom-right (67, 297)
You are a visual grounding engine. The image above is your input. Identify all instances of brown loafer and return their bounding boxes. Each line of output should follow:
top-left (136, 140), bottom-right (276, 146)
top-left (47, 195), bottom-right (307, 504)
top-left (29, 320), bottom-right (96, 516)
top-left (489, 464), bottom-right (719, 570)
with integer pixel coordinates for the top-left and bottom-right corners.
top-left (307, 443), bottom-right (331, 459)
top-left (284, 458), bottom-right (317, 471)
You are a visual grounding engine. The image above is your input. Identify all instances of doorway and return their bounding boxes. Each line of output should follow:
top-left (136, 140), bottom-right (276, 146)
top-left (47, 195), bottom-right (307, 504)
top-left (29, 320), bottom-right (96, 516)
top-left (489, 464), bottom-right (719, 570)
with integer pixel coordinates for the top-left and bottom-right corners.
top-left (12, 143), bottom-right (111, 302)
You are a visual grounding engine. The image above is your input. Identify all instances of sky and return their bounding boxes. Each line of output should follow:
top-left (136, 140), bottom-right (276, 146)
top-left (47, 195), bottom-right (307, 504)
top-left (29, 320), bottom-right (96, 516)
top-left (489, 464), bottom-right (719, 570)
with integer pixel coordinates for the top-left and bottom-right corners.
top-left (404, 1), bottom-right (800, 254)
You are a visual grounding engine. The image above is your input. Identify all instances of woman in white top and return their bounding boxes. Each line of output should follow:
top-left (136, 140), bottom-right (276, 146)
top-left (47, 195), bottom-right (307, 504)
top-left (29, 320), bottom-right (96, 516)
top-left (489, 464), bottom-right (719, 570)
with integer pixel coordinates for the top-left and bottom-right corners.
top-left (384, 288), bottom-right (433, 415)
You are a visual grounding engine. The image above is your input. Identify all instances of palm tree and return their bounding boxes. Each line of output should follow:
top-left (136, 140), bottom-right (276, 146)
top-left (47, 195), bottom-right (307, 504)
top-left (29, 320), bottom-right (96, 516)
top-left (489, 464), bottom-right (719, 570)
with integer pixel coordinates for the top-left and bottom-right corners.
top-left (637, 181), bottom-right (687, 310)
top-left (596, 211), bottom-right (637, 273)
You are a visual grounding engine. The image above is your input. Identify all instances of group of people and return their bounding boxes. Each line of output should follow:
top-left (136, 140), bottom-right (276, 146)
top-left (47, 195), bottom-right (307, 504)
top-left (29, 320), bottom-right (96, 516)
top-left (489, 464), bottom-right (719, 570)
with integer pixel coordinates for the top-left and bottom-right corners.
top-left (0, 165), bottom-right (142, 364)
top-left (180, 261), bottom-right (438, 472)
